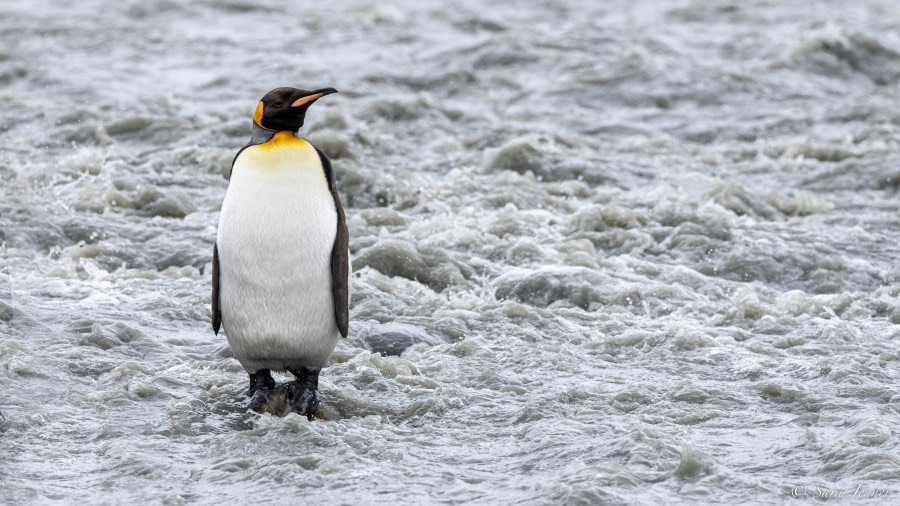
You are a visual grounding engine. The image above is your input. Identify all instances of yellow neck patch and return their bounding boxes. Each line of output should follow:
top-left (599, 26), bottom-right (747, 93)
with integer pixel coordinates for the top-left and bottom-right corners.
top-left (236, 132), bottom-right (317, 174)
top-left (260, 131), bottom-right (307, 147)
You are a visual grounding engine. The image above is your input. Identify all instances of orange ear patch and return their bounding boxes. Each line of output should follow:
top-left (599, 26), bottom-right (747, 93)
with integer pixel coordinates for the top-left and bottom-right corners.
top-left (253, 101), bottom-right (265, 127)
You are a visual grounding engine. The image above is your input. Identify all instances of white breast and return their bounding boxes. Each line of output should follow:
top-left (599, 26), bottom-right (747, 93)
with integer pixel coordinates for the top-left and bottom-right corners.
top-left (216, 137), bottom-right (341, 372)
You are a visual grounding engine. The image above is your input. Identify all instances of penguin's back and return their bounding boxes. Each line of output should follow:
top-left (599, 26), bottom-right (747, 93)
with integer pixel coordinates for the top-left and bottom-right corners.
top-left (217, 132), bottom-right (341, 372)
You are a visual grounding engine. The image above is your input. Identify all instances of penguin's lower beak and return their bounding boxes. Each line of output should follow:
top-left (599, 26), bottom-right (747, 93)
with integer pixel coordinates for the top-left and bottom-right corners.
top-left (291, 88), bottom-right (338, 108)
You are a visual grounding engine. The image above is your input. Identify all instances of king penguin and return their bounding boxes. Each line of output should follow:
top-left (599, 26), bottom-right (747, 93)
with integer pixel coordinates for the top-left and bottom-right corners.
top-left (212, 87), bottom-right (349, 420)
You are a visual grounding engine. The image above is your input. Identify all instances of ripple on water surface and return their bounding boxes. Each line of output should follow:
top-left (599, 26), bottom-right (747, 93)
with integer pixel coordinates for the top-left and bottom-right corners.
top-left (1, 0), bottom-right (899, 503)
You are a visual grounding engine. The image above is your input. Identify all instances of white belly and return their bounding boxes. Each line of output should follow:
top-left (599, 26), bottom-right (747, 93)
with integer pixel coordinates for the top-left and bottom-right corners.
top-left (216, 138), bottom-right (341, 372)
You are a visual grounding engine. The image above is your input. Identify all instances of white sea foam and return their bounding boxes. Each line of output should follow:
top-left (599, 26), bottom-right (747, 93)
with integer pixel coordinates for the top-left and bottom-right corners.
top-left (1, 0), bottom-right (898, 503)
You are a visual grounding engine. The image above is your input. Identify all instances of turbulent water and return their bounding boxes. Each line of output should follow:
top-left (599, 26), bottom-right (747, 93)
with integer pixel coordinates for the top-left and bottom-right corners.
top-left (2, 0), bottom-right (899, 503)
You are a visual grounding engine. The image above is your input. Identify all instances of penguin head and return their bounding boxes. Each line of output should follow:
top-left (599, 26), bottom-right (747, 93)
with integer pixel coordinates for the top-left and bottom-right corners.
top-left (253, 87), bottom-right (338, 132)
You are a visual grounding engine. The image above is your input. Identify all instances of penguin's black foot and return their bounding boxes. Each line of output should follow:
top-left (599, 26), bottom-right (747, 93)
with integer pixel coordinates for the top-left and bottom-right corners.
top-left (247, 388), bottom-right (273, 413)
top-left (247, 369), bottom-right (275, 413)
top-left (284, 382), bottom-right (320, 421)
top-left (286, 367), bottom-right (321, 421)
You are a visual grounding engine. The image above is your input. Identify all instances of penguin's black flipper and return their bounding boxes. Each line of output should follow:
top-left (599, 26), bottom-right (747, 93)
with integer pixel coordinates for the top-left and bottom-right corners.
top-left (228, 143), bottom-right (252, 179)
top-left (212, 242), bottom-right (222, 335)
top-left (315, 146), bottom-right (350, 338)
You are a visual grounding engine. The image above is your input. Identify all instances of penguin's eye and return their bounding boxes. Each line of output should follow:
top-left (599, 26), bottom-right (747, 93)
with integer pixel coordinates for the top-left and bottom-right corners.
top-left (273, 101), bottom-right (284, 108)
